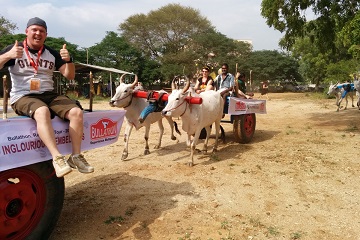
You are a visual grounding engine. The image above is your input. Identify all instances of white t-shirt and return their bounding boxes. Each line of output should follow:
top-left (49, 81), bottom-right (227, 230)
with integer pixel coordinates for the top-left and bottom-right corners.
top-left (1, 43), bottom-right (65, 104)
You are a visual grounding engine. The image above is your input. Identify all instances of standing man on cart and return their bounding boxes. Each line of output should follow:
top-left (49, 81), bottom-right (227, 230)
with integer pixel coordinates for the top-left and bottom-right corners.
top-left (0, 17), bottom-right (94, 177)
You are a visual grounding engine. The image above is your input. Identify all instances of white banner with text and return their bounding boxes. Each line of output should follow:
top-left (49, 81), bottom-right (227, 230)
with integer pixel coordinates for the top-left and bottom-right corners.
top-left (228, 97), bottom-right (267, 115)
top-left (0, 110), bottom-right (126, 171)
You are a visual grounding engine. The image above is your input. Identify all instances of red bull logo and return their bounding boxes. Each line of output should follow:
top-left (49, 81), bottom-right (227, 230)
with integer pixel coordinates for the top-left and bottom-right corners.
top-left (235, 101), bottom-right (247, 111)
top-left (90, 118), bottom-right (118, 140)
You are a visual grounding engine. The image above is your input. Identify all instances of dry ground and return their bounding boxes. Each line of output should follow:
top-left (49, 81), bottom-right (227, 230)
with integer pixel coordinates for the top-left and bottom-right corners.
top-left (49, 92), bottom-right (360, 240)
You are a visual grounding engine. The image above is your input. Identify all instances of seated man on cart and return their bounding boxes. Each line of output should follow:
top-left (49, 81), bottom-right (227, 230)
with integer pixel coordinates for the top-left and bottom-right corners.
top-left (0, 17), bottom-right (93, 177)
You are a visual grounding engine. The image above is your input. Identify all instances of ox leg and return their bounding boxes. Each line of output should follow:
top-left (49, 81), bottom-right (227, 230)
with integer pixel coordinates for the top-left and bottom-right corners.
top-left (165, 116), bottom-right (177, 141)
top-left (186, 134), bottom-right (192, 147)
top-left (344, 97), bottom-right (348, 110)
top-left (212, 121), bottom-right (221, 152)
top-left (202, 126), bottom-right (211, 154)
top-left (154, 120), bottom-right (164, 149)
top-left (144, 126), bottom-right (151, 155)
top-left (337, 97), bottom-right (342, 111)
top-left (122, 123), bottom-right (133, 160)
top-left (351, 95), bottom-right (355, 107)
top-left (189, 130), bottom-right (201, 167)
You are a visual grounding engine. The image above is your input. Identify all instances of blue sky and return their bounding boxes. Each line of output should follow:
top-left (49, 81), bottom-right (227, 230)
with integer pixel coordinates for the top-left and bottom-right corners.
top-left (1, 0), bottom-right (284, 51)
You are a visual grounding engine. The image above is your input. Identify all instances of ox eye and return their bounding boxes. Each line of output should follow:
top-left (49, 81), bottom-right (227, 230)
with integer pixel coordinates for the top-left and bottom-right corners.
top-left (176, 98), bottom-right (179, 100)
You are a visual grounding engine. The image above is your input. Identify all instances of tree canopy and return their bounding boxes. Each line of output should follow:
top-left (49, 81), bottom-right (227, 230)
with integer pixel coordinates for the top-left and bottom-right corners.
top-left (261, 0), bottom-right (360, 53)
top-left (0, 16), bottom-right (17, 37)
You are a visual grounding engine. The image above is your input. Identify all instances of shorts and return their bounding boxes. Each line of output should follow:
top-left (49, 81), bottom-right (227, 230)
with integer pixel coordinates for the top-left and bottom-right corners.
top-left (11, 91), bottom-right (82, 120)
top-left (261, 89), bottom-right (269, 95)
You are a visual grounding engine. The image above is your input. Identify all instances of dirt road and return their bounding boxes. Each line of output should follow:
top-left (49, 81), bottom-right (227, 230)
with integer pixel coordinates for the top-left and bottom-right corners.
top-left (50, 93), bottom-right (360, 240)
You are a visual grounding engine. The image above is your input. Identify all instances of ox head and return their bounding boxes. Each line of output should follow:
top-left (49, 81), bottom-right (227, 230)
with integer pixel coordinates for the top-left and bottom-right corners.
top-left (109, 74), bottom-right (138, 107)
top-left (327, 82), bottom-right (339, 96)
top-left (162, 76), bottom-right (190, 117)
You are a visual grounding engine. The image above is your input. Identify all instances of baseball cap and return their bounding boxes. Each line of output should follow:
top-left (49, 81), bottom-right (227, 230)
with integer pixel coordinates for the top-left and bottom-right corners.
top-left (27, 17), bottom-right (47, 30)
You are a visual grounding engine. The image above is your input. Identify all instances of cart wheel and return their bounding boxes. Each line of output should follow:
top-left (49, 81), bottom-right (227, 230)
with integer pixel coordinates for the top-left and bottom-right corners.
top-left (0, 160), bottom-right (64, 240)
top-left (233, 113), bottom-right (256, 143)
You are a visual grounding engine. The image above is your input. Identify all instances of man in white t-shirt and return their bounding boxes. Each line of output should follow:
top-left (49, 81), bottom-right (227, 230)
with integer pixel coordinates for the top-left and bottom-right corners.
top-left (0, 17), bottom-right (94, 177)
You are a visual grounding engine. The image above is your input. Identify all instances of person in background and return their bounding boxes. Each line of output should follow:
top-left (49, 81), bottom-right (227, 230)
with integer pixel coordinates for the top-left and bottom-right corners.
top-left (214, 63), bottom-right (234, 97)
top-left (0, 17), bottom-right (94, 177)
top-left (194, 66), bottom-right (214, 94)
top-left (259, 80), bottom-right (270, 99)
top-left (235, 72), bottom-right (252, 99)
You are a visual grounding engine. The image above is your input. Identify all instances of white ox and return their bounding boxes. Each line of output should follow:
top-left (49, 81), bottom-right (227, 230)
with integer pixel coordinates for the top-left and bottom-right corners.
top-left (162, 77), bottom-right (224, 166)
top-left (109, 74), bottom-right (179, 160)
top-left (354, 80), bottom-right (360, 110)
top-left (327, 83), bottom-right (355, 111)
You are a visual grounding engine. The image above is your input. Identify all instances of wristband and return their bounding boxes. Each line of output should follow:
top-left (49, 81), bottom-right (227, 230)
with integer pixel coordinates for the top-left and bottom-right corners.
top-left (65, 56), bottom-right (73, 63)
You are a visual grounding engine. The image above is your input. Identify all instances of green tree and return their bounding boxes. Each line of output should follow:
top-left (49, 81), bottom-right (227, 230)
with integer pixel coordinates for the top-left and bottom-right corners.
top-left (244, 50), bottom-right (301, 86)
top-left (119, 3), bottom-right (216, 79)
top-left (0, 16), bottom-right (17, 37)
top-left (261, 0), bottom-right (360, 52)
top-left (88, 31), bottom-right (160, 86)
top-left (119, 4), bottom-right (213, 58)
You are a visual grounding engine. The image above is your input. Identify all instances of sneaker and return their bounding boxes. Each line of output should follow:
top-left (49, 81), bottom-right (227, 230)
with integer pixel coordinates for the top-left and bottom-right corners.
top-left (53, 155), bottom-right (72, 178)
top-left (67, 154), bottom-right (94, 173)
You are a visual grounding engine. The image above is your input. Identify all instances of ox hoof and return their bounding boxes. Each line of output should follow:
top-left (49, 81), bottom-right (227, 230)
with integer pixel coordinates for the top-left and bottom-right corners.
top-left (154, 145), bottom-right (160, 149)
top-left (171, 136), bottom-right (176, 141)
top-left (188, 162), bottom-right (194, 167)
top-left (121, 153), bottom-right (128, 160)
top-left (144, 149), bottom-right (150, 155)
top-left (212, 148), bottom-right (218, 153)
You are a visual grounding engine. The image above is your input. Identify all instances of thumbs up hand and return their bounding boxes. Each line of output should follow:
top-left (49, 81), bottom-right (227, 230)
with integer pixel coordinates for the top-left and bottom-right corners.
top-left (60, 44), bottom-right (71, 62)
top-left (8, 40), bottom-right (23, 59)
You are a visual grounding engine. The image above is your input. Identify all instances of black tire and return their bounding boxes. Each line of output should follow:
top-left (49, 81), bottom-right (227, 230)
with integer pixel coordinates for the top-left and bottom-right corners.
top-left (0, 160), bottom-right (64, 240)
top-left (233, 114), bottom-right (256, 143)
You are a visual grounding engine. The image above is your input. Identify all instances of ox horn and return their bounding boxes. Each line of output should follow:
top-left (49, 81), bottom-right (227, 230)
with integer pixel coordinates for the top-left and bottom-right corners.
top-left (171, 76), bottom-right (178, 90)
top-left (119, 73), bottom-right (127, 84)
top-left (130, 74), bottom-right (139, 88)
top-left (182, 76), bottom-right (190, 93)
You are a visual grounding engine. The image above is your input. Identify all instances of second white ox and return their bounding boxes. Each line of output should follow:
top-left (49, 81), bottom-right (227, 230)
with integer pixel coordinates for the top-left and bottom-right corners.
top-left (162, 77), bottom-right (224, 166)
top-left (109, 74), bottom-right (179, 160)
top-left (354, 80), bottom-right (360, 110)
top-left (327, 83), bottom-right (355, 111)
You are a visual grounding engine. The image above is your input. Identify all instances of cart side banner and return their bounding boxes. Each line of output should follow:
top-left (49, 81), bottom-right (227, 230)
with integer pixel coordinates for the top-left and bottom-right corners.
top-left (0, 110), bottom-right (126, 172)
top-left (228, 97), bottom-right (267, 115)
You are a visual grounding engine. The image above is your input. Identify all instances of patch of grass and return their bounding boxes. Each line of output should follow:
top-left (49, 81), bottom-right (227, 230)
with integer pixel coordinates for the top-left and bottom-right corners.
top-left (125, 205), bottom-right (137, 216)
top-left (286, 125), bottom-right (300, 135)
top-left (210, 153), bottom-right (220, 161)
top-left (267, 226), bottom-right (280, 237)
top-left (104, 215), bottom-right (124, 224)
top-left (221, 220), bottom-right (230, 230)
top-left (249, 217), bottom-right (263, 227)
top-left (92, 95), bottom-right (111, 103)
top-left (308, 92), bottom-right (327, 100)
top-left (344, 124), bottom-right (358, 132)
top-left (290, 231), bottom-right (305, 239)
top-left (286, 129), bottom-right (300, 135)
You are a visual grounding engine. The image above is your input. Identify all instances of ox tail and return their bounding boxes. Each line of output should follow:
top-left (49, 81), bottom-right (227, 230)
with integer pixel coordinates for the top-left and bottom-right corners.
top-left (174, 121), bottom-right (181, 135)
top-left (220, 125), bottom-right (226, 143)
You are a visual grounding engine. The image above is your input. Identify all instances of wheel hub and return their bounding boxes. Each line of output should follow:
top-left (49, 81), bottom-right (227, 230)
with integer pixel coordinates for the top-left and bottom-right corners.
top-left (0, 169), bottom-right (46, 239)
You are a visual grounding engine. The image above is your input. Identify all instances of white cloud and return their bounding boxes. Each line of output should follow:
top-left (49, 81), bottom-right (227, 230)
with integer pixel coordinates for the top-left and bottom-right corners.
top-left (1, 0), bottom-right (283, 50)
